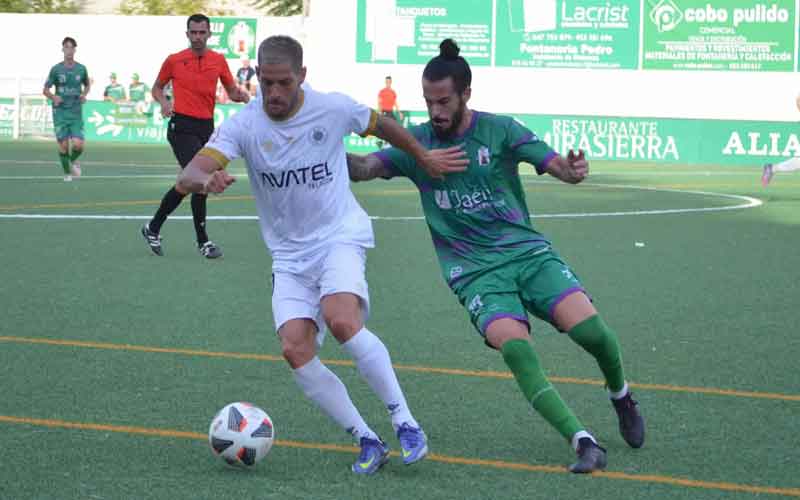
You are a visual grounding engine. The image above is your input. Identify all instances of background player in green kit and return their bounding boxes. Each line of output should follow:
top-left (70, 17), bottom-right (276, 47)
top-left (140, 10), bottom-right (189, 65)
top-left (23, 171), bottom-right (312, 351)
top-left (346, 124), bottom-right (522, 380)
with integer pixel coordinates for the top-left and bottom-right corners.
top-left (43, 37), bottom-right (90, 182)
top-left (129, 73), bottom-right (151, 114)
top-left (103, 72), bottom-right (126, 103)
top-left (128, 73), bottom-right (149, 102)
top-left (347, 39), bottom-right (645, 474)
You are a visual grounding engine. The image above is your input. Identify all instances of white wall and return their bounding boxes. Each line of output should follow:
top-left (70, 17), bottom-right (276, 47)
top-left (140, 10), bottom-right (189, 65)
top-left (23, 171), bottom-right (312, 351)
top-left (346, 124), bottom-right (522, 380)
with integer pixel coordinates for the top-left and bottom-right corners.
top-left (1, 4), bottom-right (797, 122)
top-left (0, 13), bottom-right (303, 100)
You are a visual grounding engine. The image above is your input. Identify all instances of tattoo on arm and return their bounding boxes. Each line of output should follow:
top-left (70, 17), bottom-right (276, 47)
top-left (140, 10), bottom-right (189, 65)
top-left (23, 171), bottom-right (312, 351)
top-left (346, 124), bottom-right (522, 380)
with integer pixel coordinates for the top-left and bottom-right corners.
top-left (347, 153), bottom-right (391, 182)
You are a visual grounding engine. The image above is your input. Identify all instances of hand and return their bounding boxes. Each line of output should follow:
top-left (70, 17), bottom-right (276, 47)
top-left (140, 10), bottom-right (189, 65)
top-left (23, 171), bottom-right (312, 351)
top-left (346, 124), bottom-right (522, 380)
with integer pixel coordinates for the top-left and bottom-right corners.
top-left (418, 145), bottom-right (469, 180)
top-left (160, 100), bottom-right (174, 118)
top-left (237, 88), bottom-right (250, 104)
top-left (79, 95), bottom-right (87, 104)
top-left (564, 149), bottom-right (588, 183)
top-left (203, 170), bottom-right (236, 194)
top-left (52, 95), bottom-right (63, 107)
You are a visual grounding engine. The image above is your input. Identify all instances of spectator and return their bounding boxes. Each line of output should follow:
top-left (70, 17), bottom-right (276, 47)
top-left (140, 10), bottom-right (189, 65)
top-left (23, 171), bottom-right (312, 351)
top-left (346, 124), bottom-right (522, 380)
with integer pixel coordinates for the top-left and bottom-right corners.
top-left (377, 75), bottom-right (403, 122)
top-left (236, 57), bottom-right (256, 95)
top-left (376, 75), bottom-right (403, 148)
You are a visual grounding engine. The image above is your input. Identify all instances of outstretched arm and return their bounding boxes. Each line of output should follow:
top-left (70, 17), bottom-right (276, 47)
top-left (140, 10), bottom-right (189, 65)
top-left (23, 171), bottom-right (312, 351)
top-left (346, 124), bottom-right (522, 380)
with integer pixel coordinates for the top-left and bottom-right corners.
top-left (176, 153), bottom-right (236, 194)
top-left (371, 114), bottom-right (467, 179)
top-left (347, 153), bottom-right (393, 182)
top-left (545, 149), bottom-right (588, 184)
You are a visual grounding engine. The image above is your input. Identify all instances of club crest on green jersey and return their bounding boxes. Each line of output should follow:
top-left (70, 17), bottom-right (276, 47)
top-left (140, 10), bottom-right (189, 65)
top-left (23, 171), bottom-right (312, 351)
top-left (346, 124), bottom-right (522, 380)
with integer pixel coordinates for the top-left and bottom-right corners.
top-left (477, 146), bottom-right (491, 166)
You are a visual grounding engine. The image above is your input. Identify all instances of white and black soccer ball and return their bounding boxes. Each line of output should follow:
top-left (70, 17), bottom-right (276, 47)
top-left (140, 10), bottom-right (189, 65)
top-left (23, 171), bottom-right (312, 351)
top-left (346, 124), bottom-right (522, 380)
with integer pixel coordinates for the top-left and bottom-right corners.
top-left (208, 402), bottom-right (275, 466)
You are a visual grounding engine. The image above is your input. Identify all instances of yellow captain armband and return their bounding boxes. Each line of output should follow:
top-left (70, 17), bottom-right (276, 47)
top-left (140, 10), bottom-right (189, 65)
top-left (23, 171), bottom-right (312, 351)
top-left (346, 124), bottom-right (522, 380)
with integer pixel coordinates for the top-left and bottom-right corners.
top-left (198, 147), bottom-right (230, 169)
top-left (359, 110), bottom-right (379, 138)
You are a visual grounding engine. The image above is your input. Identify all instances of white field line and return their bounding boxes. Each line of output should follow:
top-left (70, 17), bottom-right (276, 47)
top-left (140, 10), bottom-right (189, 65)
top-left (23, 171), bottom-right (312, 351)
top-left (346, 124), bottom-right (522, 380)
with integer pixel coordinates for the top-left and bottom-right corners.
top-left (0, 183), bottom-right (762, 220)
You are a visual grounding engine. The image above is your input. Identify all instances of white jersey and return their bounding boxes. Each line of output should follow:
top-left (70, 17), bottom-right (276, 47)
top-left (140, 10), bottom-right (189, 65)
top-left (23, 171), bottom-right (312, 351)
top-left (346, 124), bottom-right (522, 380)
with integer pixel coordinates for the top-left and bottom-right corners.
top-left (202, 87), bottom-right (377, 272)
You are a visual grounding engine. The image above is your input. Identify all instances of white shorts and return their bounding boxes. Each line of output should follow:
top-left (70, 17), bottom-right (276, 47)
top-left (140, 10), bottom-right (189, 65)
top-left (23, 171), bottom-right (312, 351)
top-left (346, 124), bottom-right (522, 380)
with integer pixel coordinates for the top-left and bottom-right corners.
top-left (271, 243), bottom-right (370, 342)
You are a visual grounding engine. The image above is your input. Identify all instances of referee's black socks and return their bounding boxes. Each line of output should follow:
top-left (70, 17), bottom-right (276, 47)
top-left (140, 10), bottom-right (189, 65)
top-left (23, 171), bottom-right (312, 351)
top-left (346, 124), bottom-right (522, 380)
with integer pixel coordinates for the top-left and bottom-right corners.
top-left (149, 187), bottom-right (185, 234)
top-left (191, 193), bottom-right (209, 245)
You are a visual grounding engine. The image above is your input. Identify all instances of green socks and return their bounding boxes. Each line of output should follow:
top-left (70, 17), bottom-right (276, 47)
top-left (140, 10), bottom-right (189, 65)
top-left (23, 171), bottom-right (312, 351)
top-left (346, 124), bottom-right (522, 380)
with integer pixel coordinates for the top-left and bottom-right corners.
top-left (568, 315), bottom-right (625, 393)
top-left (59, 152), bottom-right (70, 174)
top-left (501, 339), bottom-right (583, 441)
top-left (69, 148), bottom-right (83, 162)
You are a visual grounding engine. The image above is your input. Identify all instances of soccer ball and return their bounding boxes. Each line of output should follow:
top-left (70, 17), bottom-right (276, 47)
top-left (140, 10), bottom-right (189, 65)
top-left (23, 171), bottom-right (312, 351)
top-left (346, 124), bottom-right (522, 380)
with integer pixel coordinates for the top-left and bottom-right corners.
top-left (208, 402), bottom-right (275, 466)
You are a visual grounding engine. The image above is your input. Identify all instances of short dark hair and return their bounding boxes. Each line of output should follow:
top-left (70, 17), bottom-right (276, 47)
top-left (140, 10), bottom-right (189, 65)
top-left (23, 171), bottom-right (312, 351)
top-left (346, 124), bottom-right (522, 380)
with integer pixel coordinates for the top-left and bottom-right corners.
top-left (385, 76), bottom-right (392, 80)
top-left (258, 35), bottom-right (303, 72)
top-left (422, 39), bottom-right (472, 94)
top-left (187, 13), bottom-right (210, 30)
top-left (62, 37), bottom-right (77, 47)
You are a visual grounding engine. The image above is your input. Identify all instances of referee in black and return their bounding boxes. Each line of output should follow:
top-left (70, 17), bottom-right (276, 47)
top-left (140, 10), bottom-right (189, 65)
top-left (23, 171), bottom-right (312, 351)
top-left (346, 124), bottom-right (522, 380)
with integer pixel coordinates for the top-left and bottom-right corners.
top-left (141, 13), bottom-right (249, 258)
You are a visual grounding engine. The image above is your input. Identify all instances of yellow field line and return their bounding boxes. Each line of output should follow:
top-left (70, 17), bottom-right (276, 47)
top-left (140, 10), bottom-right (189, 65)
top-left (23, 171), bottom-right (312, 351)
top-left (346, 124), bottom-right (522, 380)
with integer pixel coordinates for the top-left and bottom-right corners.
top-left (1, 335), bottom-right (798, 402)
top-left (0, 195), bottom-right (254, 211)
top-left (0, 415), bottom-right (798, 497)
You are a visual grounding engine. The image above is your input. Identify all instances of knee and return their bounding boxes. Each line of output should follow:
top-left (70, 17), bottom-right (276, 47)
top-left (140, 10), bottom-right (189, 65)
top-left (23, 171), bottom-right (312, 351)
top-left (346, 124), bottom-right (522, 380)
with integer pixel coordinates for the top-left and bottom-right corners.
top-left (281, 337), bottom-right (315, 368)
top-left (485, 317), bottom-right (530, 350)
top-left (326, 314), bottom-right (361, 341)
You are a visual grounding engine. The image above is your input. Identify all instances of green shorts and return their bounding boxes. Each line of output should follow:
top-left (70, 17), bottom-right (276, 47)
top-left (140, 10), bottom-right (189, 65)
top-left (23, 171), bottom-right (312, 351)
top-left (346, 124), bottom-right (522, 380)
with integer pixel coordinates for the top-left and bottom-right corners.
top-left (53, 115), bottom-right (84, 141)
top-left (455, 247), bottom-right (586, 338)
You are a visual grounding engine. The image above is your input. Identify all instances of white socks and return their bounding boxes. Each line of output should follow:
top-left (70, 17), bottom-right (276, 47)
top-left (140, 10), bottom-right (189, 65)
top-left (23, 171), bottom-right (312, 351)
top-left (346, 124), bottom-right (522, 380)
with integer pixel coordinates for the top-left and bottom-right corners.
top-left (609, 381), bottom-right (629, 400)
top-left (342, 328), bottom-right (419, 431)
top-left (774, 158), bottom-right (800, 172)
top-left (292, 356), bottom-right (376, 440)
top-left (291, 327), bottom-right (420, 440)
top-left (571, 430), bottom-right (597, 451)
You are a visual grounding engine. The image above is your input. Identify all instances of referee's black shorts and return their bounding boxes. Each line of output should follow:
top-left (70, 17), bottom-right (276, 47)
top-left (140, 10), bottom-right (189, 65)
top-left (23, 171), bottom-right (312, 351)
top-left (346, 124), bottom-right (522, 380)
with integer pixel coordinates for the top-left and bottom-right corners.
top-left (167, 113), bottom-right (215, 168)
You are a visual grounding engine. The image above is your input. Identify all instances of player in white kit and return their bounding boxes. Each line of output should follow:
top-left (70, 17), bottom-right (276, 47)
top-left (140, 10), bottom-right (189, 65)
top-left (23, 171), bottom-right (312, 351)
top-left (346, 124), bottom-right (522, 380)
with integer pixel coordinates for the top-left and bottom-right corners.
top-left (176, 36), bottom-right (467, 475)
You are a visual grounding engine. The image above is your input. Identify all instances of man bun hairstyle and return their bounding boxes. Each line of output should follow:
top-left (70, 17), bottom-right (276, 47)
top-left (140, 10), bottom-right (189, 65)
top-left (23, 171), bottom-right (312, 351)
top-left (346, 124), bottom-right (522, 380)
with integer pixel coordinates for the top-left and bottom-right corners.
top-left (422, 38), bottom-right (472, 94)
top-left (440, 38), bottom-right (460, 59)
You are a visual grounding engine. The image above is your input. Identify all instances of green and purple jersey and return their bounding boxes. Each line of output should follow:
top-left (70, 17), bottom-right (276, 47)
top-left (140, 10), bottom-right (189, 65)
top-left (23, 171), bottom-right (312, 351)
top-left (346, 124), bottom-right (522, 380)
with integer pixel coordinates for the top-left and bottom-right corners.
top-left (45, 62), bottom-right (89, 121)
top-left (373, 111), bottom-right (558, 292)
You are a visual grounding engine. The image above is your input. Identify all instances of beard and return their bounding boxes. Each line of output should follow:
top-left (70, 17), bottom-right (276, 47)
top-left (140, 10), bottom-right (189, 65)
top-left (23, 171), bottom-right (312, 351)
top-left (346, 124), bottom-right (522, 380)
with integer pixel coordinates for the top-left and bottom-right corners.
top-left (431, 105), bottom-right (465, 141)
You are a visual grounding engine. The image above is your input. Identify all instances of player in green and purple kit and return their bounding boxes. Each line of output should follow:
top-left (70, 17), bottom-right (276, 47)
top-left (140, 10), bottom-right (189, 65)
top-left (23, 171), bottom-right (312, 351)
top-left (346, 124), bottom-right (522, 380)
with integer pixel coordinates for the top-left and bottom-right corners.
top-left (347, 39), bottom-right (645, 474)
top-left (43, 37), bottom-right (90, 182)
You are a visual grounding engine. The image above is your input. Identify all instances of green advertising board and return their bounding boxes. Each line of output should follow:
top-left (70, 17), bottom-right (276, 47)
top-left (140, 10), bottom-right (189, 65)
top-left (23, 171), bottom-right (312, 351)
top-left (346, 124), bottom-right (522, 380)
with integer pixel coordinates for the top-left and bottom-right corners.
top-left (6, 100), bottom-right (794, 167)
top-left (82, 101), bottom-right (241, 143)
top-left (507, 114), bottom-right (799, 165)
top-left (348, 111), bottom-right (796, 166)
top-left (642, 0), bottom-right (796, 71)
top-left (208, 17), bottom-right (257, 60)
top-left (355, 0), bottom-right (492, 65)
top-left (0, 97), bottom-right (14, 138)
top-left (495, 0), bottom-right (640, 69)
